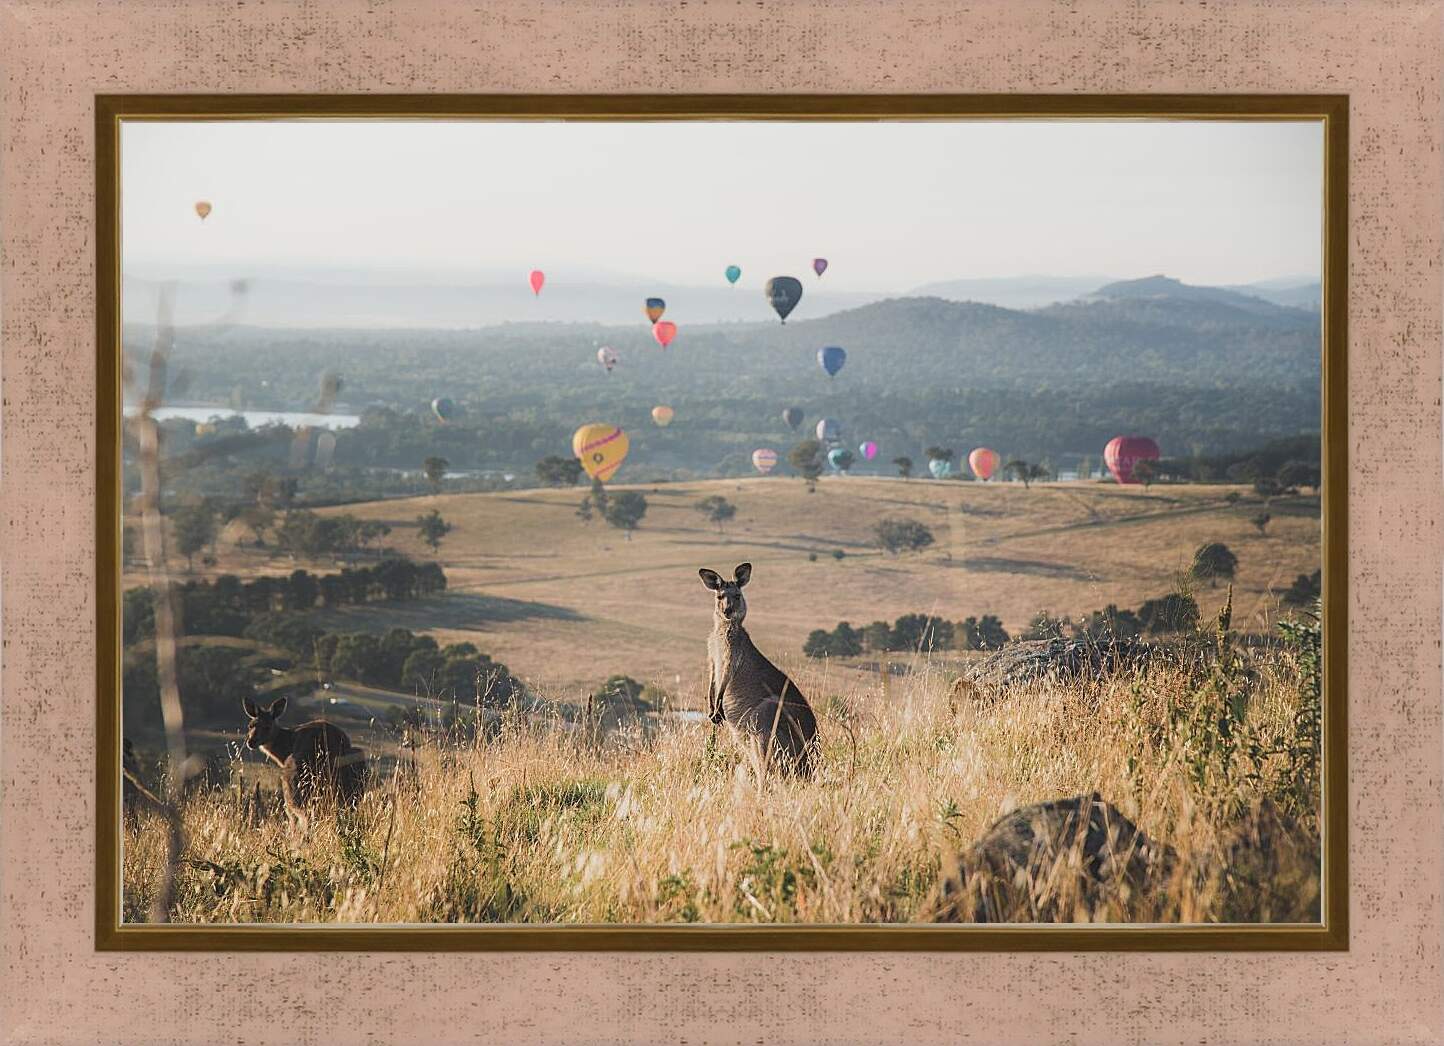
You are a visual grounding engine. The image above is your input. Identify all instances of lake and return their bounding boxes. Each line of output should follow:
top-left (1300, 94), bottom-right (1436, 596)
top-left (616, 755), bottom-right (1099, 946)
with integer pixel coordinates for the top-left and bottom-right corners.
top-left (124, 405), bottom-right (361, 429)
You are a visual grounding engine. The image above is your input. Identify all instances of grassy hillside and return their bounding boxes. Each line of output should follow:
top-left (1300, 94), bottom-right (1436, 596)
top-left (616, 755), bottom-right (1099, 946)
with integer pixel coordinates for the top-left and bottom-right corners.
top-left (123, 634), bottom-right (1321, 925)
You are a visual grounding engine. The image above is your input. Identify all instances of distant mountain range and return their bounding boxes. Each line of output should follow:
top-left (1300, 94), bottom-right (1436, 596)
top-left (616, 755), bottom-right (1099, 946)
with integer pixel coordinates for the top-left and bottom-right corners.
top-left (121, 268), bottom-right (1321, 330)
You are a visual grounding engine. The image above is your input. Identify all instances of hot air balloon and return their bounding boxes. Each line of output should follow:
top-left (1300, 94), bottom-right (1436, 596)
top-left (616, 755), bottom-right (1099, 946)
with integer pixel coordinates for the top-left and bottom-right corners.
top-left (828, 447), bottom-right (852, 472)
top-left (725, 265), bottom-right (741, 285)
top-left (529, 270), bottom-right (545, 296)
top-left (431, 397), bottom-right (459, 423)
top-left (652, 321), bottom-right (677, 349)
top-left (764, 276), bottom-right (803, 323)
top-left (1103, 435), bottom-right (1161, 485)
top-left (572, 424), bottom-right (630, 483)
top-left (817, 346), bottom-right (846, 378)
top-left (968, 447), bottom-right (1000, 481)
top-left (752, 448), bottom-right (779, 474)
top-left (813, 257), bottom-right (828, 278)
top-left (859, 441), bottom-right (879, 461)
top-left (815, 418), bottom-right (842, 444)
top-left (782, 406), bottom-right (804, 431)
top-left (597, 346), bottom-right (619, 373)
top-left (644, 297), bottom-right (666, 323)
top-left (652, 405), bottom-right (674, 427)
top-left (194, 200), bottom-right (213, 221)
top-left (928, 458), bottom-right (952, 480)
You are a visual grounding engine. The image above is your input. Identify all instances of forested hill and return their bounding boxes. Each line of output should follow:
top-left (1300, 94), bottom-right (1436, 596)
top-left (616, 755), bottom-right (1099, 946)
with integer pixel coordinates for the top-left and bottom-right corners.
top-left (123, 276), bottom-right (1321, 472)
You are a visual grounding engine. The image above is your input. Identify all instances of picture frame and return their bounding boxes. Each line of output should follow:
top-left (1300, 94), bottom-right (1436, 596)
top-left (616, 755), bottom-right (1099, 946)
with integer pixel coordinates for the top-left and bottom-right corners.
top-left (95, 92), bottom-right (1349, 953)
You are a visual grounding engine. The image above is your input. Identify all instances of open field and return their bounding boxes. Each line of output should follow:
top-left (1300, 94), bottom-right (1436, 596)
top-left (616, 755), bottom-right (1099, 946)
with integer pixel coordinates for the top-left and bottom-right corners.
top-left (126, 476), bottom-right (1319, 704)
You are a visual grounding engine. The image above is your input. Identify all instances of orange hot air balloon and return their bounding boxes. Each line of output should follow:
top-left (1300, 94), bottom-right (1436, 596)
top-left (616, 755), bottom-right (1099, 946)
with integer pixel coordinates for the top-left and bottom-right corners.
top-left (572, 424), bottom-right (629, 482)
top-left (529, 270), bottom-right (545, 296)
top-left (652, 321), bottom-right (677, 349)
top-left (752, 448), bottom-right (779, 474)
top-left (194, 201), bottom-right (212, 221)
top-left (968, 447), bottom-right (1000, 481)
top-left (651, 405), bottom-right (674, 427)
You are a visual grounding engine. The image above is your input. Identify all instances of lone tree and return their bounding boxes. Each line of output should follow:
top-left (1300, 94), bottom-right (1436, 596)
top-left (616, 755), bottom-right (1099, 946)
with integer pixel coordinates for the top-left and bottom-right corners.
top-left (1136, 592), bottom-right (1200, 635)
top-left (416, 509), bottom-right (453, 551)
top-left (172, 502), bottom-right (218, 571)
top-left (535, 455), bottom-right (584, 487)
top-left (1283, 569), bottom-right (1322, 606)
top-left (1005, 459), bottom-right (1049, 489)
top-left (577, 478), bottom-right (607, 526)
top-left (788, 439), bottom-right (824, 492)
top-left (893, 456), bottom-right (913, 480)
top-left (423, 456), bottom-right (449, 493)
top-left (695, 495), bottom-right (738, 534)
top-left (958, 614), bottom-right (1010, 651)
top-left (603, 491), bottom-right (648, 539)
top-left (1189, 542), bottom-right (1239, 587)
top-left (1251, 511), bottom-right (1272, 535)
top-left (874, 517), bottom-right (935, 555)
top-left (924, 446), bottom-right (954, 466)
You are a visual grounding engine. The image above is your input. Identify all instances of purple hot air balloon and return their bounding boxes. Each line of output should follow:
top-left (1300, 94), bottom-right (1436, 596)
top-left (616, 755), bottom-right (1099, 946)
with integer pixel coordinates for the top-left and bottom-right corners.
top-left (812, 257), bottom-right (828, 277)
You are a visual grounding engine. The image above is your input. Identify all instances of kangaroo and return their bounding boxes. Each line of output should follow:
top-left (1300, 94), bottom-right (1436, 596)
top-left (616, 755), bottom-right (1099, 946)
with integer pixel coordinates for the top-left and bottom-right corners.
top-left (241, 696), bottom-right (366, 827)
top-left (700, 563), bottom-right (818, 776)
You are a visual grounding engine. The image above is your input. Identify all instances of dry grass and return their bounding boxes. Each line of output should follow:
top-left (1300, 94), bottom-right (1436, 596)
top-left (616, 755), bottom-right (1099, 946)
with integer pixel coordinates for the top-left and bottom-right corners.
top-left (123, 624), bottom-right (1322, 925)
top-left (124, 476), bottom-right (1322, 697)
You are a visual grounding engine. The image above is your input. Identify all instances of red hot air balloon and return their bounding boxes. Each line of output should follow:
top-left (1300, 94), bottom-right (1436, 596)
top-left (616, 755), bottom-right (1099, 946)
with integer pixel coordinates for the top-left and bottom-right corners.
top-left (529, 270), bottom-right (545, 296)
top-left (968, 447), bottom-right (1000, 481)
top-left (652, 321), bottom-right (677, 349)
top-left (1103, 436), bottom-right (1161, 485)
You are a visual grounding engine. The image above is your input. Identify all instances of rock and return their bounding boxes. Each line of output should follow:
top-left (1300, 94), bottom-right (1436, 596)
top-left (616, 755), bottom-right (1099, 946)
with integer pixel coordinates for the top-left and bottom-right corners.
top-left (954, 636), bottom-right (1152, 696)
top-left (935, 793), bottom-right (1174, 923)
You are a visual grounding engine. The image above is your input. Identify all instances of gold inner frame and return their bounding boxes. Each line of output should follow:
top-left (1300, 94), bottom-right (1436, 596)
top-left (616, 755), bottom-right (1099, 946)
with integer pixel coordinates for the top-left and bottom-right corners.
top-left (95, 93), bottom-right (1349, 952)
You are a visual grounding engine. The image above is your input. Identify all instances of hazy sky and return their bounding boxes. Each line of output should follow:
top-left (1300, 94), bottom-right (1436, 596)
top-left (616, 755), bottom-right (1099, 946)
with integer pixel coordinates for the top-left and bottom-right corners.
top-left (122, 119), bottom-right (1323, 291)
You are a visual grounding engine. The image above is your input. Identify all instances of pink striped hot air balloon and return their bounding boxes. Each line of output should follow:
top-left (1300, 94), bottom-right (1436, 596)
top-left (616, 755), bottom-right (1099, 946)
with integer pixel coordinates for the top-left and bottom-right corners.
top-left (752, 448), bottom-right (779, 474)
top-left (968, 447), bottom-right (1000, 480)
top-left (1103, 435), bottom-right (1161, 485)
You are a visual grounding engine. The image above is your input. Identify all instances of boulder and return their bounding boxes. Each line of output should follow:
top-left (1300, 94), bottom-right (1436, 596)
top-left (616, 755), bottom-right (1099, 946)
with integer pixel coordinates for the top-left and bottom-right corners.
top-left (954, 636), bottom-right (1152, 697)
top-left (935, 793), bottom-right (1174, 923)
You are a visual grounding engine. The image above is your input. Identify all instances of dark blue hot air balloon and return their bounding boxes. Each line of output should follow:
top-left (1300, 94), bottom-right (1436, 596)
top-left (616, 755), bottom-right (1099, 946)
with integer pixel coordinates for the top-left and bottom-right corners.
top-left (817, 345), bottom-right (846, 378)
top-left (764, 276), bottom-right (803, 324)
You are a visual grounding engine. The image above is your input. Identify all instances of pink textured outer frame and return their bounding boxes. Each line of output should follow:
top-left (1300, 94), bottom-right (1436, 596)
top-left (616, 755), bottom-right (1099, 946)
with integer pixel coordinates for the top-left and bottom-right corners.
top-left (1, 3), bottom-right (1439, 1044)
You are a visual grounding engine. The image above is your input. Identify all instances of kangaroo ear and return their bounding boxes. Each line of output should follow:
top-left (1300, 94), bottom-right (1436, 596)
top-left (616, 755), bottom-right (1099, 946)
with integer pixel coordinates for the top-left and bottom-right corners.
top-left (242, 697), bottom-right (260, 718)
top-left (733, 562), bottom-right (752, 587)
top-left (268, 696), bottom-right (288, 718)
top-left (699, 568), bottom-right (723, 591)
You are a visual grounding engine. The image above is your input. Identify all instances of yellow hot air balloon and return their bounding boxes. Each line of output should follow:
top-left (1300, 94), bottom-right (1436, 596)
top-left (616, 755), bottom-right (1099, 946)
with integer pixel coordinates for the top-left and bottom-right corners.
top-left (194, 200), bottom-right (213, 221)
top-left (651, 405), bottom-right (674, 428)
top-left (572, 423), bottom-right (629, 482)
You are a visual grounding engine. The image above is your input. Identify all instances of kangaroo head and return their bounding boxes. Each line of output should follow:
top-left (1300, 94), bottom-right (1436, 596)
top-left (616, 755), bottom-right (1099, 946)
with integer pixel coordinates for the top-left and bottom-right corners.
top-left (242, 695), bottom-right (288, 751)
top-left (699, 562), bottom-right (751, 624)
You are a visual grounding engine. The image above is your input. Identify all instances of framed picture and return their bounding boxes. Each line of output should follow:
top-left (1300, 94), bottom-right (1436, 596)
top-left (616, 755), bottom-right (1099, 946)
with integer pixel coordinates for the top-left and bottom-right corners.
top-left (98, 94), bottom-right (1346, 951)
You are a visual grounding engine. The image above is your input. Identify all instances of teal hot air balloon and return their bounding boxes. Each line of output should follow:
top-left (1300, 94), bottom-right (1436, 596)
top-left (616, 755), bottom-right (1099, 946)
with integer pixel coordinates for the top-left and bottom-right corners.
top-left (818, 345), bottom-right (846, 378)
top-left (725, 264), bottom-right (741, 285)
top-left (765, 276), bottom-right (803, 323)
top-left (828, 447), bottom-right (852, 472)
top-left (928, 458), bottom-right (952, 480)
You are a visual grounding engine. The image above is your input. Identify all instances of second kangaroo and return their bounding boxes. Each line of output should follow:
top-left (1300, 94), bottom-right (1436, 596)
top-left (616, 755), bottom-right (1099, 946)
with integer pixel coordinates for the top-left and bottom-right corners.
top-left (700, 562), bottom-right (818, 776)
